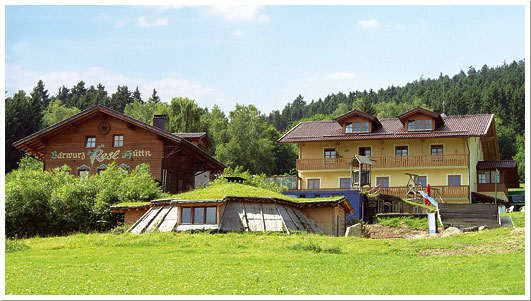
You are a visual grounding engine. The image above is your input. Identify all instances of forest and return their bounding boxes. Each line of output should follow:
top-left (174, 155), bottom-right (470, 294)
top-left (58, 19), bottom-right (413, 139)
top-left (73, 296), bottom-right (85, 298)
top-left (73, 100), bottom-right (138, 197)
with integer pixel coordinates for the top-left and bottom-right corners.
top-left (5, 59), bottom-right (525, 181)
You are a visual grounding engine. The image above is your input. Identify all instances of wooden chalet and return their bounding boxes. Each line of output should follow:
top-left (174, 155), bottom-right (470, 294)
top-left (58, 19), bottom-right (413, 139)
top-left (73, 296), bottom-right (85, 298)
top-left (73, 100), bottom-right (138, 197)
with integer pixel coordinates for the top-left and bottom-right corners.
top-left (13, 105), bottom-right (225, 194)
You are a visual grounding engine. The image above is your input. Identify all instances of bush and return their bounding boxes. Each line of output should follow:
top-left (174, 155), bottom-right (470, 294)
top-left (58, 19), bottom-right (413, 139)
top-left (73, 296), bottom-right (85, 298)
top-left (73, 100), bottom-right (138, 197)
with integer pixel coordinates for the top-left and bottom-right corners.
top-left (211, 166), bottom-right (287, 193)
top-left (5, 161), bottom-right (165, 237)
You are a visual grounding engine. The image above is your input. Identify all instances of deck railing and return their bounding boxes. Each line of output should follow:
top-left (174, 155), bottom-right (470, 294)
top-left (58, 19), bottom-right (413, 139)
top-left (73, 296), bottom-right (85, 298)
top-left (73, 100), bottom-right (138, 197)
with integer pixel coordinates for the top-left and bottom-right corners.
top-left (296, 154), bottom-right (469, 170)
top-left (379, 185), bottom-right (470, 199)
top-left (289, 185), bottom-right (470, 200)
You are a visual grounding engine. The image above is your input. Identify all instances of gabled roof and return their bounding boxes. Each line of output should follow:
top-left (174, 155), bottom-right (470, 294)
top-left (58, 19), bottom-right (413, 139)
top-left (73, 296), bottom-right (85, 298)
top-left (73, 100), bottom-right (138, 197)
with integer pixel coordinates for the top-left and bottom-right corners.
top-left (278, 113), bottom-right (495, 143)
top-left (13, 105), bottom-right (225, 170)
top-left (173, 132), bottom-right (212, 148)
top-left (398, 107), bottom-right (442, 124)
top-left (397, 107), bottom-right (444, 127)
top-left (334, 109), bottom-right (382, 130)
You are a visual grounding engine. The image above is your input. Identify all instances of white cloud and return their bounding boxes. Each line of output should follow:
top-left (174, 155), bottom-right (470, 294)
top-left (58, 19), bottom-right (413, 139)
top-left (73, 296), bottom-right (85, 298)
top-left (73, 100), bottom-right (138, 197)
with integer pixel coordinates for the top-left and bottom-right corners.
top-left (115, 20), bottom-right (127, 28)
top-left (327, 72), bottom-right (356, 80)
top-left (202, 6), bottom-right (269, 23)
top-left (358, 19), bottom-right (406, 31)
top-left (392, 23), bottom-right (406, 30)
top-left (357, 19), bottom-right (381, 29)
top-left (5, 64), bottom-right (223, 108)
top-left (137, 16), bottom-right (169, 28)
top-left (232, 30), bottom-right (245, 37)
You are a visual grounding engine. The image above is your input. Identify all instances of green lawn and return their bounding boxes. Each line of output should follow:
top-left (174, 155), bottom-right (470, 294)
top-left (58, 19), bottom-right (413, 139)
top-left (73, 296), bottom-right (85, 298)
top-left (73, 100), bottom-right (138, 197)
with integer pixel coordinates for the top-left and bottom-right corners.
top-left (5, 215), bottom-right (525, 296)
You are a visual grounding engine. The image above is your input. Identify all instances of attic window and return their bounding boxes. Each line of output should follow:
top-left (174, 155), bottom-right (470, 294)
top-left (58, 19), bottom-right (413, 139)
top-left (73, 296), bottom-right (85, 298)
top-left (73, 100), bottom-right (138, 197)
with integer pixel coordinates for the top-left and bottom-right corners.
top-left (407, 119), bottom-right (432, 131)
top-left (346, 122), bottom-right (369, 133)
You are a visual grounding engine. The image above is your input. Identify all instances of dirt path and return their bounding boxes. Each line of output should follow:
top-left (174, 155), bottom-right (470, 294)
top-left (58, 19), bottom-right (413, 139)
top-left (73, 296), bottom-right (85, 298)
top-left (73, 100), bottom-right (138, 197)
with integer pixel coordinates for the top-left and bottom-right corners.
top-left (365, 224), bottom-right (427, 239)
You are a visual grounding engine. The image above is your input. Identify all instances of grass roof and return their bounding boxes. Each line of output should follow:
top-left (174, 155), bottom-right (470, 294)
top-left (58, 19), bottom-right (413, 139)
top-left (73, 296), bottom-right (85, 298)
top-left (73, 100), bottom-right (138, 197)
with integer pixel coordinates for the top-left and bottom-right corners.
top-left (113, 183), bottom-right (340, 207)
top-left (112, 202), bottom-right (151, 207)
top-left (160, 183), bottom-right (339, 203)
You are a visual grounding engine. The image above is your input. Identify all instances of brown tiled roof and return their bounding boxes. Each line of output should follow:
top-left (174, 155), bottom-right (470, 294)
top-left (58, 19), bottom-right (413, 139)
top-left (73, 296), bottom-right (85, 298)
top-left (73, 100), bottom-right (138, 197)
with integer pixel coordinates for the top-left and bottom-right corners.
top-left (278, 114), bottom-right (494, 143)
top-left (476, 160), bottom-right (517, 170)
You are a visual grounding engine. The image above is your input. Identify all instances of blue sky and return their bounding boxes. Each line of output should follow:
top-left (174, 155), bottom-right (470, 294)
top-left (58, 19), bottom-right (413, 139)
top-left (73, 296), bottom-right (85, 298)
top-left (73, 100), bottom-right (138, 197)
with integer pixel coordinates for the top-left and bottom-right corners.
top-left (5, 5), bottom-right (526, 114)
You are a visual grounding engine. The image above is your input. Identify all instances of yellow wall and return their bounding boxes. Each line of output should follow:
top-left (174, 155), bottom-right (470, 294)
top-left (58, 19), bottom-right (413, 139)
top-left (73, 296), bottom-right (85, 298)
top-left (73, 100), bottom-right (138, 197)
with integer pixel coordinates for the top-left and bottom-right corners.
top-left (299, 137), bottom-right (468, 159)
top-left (298, 137), bottom-right (474, 203)
top-left (299, 168), bottom-right (469, 189)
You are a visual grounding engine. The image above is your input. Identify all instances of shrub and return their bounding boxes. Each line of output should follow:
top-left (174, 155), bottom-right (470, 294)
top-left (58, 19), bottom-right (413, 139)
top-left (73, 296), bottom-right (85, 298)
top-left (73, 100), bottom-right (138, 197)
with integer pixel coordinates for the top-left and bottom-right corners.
top-left (5, 161), bottom-right (165, 237)
top-left (211, 166), bottom-right (287, 193)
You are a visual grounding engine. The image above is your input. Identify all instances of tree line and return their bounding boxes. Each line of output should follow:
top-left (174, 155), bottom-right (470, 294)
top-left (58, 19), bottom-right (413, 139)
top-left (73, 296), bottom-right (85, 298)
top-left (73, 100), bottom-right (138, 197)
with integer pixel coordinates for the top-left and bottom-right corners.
top-left (5, 59), bottom-right (525, 181)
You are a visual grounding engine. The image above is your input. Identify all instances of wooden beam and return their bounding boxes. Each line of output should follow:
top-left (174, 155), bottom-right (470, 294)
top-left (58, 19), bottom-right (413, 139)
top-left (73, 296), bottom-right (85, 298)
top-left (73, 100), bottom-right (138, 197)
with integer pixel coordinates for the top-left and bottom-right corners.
top-left (127, 123), bottom-right (136, 131)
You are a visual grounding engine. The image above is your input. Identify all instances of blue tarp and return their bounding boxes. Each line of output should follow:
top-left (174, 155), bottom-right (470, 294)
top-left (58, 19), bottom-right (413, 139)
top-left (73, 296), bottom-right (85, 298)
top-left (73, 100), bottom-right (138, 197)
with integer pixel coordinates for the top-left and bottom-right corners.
top-left (418, 191), bottom-right (438, 207)
top-left (283, 190), bottom-right (363, 221)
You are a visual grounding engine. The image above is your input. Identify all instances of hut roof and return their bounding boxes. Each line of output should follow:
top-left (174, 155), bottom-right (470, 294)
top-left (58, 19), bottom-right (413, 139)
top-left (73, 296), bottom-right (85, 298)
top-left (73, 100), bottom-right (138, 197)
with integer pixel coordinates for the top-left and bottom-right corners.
top-left (160, 183), bottom-right (341, 203)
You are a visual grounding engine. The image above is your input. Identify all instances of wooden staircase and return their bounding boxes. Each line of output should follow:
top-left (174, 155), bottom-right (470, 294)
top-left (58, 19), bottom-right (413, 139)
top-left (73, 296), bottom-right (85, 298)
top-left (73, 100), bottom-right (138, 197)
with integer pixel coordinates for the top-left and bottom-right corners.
top-left (438, 203), bottom-right (500, 229)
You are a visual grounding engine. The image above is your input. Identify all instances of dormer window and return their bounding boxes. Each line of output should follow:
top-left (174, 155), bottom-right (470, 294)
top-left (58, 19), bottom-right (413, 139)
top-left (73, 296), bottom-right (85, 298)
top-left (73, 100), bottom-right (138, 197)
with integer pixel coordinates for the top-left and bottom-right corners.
top-left (336, 109), bottom-right (382, 134)
top-left (346, 121), bottom-right (369, 133)
top-left (346, 123), bottom-right (353, 133)
top-left (407, 119), bottom-right (432, 131)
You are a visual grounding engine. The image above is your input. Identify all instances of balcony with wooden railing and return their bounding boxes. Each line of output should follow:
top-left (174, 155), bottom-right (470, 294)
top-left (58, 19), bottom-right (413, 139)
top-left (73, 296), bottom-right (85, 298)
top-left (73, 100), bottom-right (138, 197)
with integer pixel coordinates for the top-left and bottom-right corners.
top-left (289, 185), bottom-right (470, 200)
top-left (296, 154), bottom-right (469, 171)
top-left (378, 185), bottom-right (470, 200)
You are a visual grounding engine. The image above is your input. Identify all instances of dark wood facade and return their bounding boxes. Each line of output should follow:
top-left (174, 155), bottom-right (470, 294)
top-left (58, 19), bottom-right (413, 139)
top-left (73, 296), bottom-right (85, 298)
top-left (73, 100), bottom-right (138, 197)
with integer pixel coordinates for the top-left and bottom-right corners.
top-left (13, 105), bottom-right (225, 194)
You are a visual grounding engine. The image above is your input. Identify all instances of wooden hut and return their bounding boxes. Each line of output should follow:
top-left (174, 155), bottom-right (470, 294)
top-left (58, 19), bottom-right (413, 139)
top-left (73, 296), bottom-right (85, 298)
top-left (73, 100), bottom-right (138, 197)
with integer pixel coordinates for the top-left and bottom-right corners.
top-left (112, 196), bottom-right (354, 236)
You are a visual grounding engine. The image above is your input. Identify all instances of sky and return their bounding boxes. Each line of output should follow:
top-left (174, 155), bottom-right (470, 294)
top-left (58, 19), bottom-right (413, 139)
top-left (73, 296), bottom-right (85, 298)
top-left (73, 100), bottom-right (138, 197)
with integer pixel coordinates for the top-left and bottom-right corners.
top-left (4, 5), bottom-right (526, 114)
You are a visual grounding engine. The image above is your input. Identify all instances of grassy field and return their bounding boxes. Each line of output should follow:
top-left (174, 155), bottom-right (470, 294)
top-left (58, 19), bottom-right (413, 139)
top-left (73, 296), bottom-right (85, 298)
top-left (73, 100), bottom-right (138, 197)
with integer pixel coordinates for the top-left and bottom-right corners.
top-left (5, 213), bottom-right (525, 295)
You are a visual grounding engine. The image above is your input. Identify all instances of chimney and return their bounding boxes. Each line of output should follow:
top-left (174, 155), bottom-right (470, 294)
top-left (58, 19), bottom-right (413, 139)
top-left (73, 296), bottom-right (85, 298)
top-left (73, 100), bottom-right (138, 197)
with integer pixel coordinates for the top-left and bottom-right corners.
top-left (153, 114), bottom-right (166, 130)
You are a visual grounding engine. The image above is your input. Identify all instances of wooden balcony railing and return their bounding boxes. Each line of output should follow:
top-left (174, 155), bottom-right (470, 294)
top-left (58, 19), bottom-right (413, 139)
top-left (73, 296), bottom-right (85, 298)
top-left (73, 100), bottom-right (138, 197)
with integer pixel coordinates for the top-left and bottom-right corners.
top-left (288, 185), bottom-right (470, 199)
top-left (296, 154), bottom-right (469, 170)
top-left (379, 185), bottom-right (470, 199)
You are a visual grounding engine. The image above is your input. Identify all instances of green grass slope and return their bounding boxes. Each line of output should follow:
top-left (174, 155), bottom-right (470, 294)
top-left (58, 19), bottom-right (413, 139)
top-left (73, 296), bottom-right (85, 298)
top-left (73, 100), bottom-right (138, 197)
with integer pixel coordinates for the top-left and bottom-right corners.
top-left (114, 183), bottom-right (339, 207)
top-left (5, 216), bottom-right (525, 295)
top-left (163, 183), bottom-right (338, 202)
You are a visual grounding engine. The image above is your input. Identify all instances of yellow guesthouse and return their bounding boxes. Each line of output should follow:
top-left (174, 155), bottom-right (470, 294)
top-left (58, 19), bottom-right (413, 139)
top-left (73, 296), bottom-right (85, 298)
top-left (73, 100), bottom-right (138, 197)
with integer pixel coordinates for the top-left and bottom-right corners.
top-left (278, 107), bottom-right (519, 204)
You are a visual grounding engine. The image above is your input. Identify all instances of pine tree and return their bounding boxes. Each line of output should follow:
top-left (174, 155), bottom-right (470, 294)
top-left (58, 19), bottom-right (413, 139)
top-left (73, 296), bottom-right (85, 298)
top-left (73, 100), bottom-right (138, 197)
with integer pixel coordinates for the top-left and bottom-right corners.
top-left (133, 86), bottom-right (143, 103)
top-left (148, 88), bottom-right (160, 103)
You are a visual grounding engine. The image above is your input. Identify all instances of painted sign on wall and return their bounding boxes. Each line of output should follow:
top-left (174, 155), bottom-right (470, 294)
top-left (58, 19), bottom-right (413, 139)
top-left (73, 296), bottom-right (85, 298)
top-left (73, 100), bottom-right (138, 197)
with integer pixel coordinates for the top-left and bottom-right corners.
top-left (51, 144), bottom-right (152, 166)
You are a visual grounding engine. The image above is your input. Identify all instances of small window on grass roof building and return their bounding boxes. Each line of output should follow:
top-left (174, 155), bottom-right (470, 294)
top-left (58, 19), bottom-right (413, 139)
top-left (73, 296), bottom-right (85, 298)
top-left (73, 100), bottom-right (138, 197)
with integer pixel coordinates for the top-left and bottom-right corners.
top-left (181, 206), bottom-right (217, 225)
